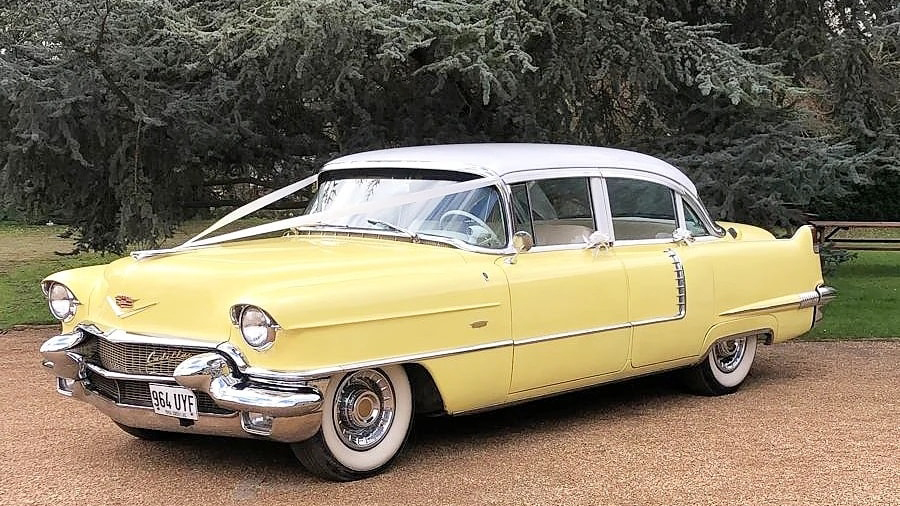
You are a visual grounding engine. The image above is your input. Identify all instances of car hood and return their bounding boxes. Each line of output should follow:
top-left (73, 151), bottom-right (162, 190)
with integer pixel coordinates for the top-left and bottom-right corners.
top-left (83, 235), bottom-right (468, 341)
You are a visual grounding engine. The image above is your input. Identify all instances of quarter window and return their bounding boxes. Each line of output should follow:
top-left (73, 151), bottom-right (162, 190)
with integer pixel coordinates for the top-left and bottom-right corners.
top-left (512, 178), bottom-right (595, 246)
top-left (683, 201), bottom-right (711, 237)
top-left (606, 178), bottom-right (677, 240)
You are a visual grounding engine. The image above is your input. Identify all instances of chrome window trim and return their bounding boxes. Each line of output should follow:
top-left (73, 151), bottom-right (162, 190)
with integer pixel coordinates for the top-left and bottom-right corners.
top-left (594, 168), bottom-right (695, 197)
top-left (598, 171), bottom-right (724, 243)
top-left (612, 238), bottom-right (677, 247)
top-left (591, 177), bottom-right (614, 241)
top-left (504, 172), bottom-right (604, 248)
top-left (679, 197), bottom-right (714, 237)
top-left (675, 193), bottom-right (686, 229)
top-left (528, 243), bottom-right (592, 253)
top-left (321, 160), bottom-right (497, 180)
top-left (680, 193), bottom-right (724, 238)
top-left (500, 167), bottom-right (606, 184)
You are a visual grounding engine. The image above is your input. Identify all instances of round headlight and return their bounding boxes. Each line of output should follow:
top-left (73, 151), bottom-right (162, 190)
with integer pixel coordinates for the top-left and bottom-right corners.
top-left (239, 306), bottom-right (279, 350)
top-left (47, 282), bottom-right (78, 322)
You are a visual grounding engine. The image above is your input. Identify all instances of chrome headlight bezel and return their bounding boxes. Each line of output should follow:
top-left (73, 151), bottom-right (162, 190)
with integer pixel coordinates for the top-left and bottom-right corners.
top-left (232, 304), bottom-right (280, 351)
top-left (43, 281), bottom-right (80, 322)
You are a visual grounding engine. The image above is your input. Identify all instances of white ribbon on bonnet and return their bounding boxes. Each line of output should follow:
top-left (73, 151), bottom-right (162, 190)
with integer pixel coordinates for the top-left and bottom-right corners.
top-left (131, 173), bottom-right (502, 260)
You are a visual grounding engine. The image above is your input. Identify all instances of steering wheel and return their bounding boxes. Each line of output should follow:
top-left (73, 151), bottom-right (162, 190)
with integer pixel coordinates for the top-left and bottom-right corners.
top-left (439, 210), bottom-right (501, 247)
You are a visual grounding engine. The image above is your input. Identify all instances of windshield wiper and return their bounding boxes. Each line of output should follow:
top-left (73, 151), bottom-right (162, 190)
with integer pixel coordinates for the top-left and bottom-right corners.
top-left (367, 219), bottom-right (420, 243)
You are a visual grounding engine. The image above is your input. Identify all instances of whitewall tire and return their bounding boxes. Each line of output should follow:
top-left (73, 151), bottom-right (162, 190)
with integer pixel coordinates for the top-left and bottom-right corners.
top-left (683, 334), bottom-right (758, 395)
top-left (292, 365), bottom-right (413, 481)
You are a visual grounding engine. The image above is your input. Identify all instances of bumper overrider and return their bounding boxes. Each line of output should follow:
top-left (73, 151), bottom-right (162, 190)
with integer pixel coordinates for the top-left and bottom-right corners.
top-left (39, 328), bottom-right (328, 442)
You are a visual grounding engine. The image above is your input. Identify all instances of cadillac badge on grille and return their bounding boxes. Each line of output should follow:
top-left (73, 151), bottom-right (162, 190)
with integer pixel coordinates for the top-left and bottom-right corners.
top-left (145, 349), bottom-right (196, 367)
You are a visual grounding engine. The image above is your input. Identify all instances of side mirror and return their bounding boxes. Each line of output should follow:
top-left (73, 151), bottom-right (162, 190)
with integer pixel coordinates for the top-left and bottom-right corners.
top-left (672, 227), bottom-right (694, 245)
top-left (512, 231), bottom-right (534, 253)
top-left (584, 231), bottom-right (612, 250)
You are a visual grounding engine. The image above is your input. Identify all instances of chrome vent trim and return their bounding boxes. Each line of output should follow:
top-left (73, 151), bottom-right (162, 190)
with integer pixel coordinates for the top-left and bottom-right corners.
top-left (667, 248), bottom-right (687, 317)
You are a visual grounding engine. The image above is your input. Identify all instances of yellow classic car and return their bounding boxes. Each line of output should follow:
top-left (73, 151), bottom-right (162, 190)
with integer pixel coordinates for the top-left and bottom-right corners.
top-left (40, 144), bottom-right (835, 480)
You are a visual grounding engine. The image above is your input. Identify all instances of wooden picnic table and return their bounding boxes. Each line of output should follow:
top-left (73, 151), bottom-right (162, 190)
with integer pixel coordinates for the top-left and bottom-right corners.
top-left (809, 220), bottom-right (900, 251)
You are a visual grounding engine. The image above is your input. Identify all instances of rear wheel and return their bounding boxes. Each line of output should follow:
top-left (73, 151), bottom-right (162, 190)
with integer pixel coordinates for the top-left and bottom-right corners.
top-left (114, 422), bottom-right (180, 441)
top-left (683, 334), bottom-right (758, 395)
top-left (292, 365), bottom-right (413, 481)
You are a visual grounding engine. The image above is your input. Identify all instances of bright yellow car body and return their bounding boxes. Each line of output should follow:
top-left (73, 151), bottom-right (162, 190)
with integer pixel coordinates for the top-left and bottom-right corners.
top-left (40, 144), bottom-right (834, 480)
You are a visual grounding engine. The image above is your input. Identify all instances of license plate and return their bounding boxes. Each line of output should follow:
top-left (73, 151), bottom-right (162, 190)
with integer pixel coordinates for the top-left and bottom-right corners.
top-left (149, 384), bottom-right (199, 420)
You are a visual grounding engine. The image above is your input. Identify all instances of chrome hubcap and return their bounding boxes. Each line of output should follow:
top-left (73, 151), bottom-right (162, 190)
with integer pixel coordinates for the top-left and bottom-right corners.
top-left (333, 369), bottom-right (395, 450)
top-left (713, 337), bottom-right (746, 373)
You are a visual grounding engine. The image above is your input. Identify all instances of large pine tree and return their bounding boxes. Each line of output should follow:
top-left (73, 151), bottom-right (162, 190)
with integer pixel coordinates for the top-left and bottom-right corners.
top-left (1, 1), bottom-right (895, 250)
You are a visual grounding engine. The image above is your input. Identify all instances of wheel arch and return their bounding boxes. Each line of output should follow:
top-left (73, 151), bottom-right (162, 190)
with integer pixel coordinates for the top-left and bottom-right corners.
top-left (699, 315), bottom-right (777, 363)
top-left (402, 363), bottom-right (446, 416)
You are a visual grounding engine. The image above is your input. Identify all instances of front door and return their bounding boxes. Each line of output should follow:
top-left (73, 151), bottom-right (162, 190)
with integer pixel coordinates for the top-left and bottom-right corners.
top-left (502, 177), bottom-right (631, 393)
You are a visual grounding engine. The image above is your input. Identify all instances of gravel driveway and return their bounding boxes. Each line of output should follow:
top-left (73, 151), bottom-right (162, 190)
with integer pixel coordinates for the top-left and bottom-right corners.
top-left (2, 329), bottom-right (897, 505)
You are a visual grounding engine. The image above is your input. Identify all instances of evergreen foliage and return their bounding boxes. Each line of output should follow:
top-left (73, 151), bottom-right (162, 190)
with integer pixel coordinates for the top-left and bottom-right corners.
top-left (0, 1), bottom-right (897, 251)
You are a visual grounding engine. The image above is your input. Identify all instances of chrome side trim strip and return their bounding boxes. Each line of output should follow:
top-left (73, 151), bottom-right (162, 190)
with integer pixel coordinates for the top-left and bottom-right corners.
top-left (721, 286), bottom-right (836, 317)
top-left (237, 339), bottom-right (515, 381)
top-left (514, 323), bottom-right (632, 345)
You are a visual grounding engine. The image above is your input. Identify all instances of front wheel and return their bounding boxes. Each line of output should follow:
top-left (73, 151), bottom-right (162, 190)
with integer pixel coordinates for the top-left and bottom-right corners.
top-left (292, 365), bottom-right (413, 481)
top-left (682, 334), bottom-right (758, 396)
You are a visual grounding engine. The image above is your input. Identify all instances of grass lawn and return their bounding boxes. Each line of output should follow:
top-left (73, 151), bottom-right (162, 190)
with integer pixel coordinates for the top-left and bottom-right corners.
top-left (0, 223), bottom-right (110, 328)
top-left (1, 222), bottom-right (898, 338)
top-left (804, 250), bottom-right (900, 339)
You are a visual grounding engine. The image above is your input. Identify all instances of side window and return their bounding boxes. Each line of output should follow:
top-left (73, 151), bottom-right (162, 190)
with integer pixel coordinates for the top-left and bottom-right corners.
top-left (516, 178), bottom-right (594, 246)
top-left (606, 178), bottom-right (677, 240)
top-left (683, 201), bottom-right (711, 237)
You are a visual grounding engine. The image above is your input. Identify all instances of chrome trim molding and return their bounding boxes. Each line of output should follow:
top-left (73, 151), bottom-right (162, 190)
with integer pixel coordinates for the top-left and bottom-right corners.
top-left (515, 323), bottom-right (631, 346)
top-left (666, 249), bottom-right (687, 317)
top-left (242, 339), bottom-right (516, 381)
top-left (721, 285), bottom-right (837, 317)
top-left (84, 362), bottom-right (177, 384)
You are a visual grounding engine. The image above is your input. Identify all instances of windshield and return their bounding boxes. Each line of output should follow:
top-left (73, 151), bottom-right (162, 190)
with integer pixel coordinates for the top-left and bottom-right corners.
top-left (305, 169), bottom-right (508, 249)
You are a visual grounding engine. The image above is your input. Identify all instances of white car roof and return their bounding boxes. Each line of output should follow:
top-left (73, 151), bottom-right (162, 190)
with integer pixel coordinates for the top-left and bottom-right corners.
top-left (324, 143), bottom-right (697, 196)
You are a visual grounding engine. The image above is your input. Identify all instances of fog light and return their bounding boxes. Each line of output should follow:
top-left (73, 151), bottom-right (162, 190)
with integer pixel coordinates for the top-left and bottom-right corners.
top-left (56, 377), bottom-right (75, 396)
top-left (241, 411), bottom-right (274, 435)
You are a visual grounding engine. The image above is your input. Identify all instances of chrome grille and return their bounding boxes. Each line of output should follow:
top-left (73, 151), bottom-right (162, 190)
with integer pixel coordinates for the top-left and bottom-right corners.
top-left (84, 370), bottom-right (233, 415)
top-left (95, 338), bottom-right (210, 376)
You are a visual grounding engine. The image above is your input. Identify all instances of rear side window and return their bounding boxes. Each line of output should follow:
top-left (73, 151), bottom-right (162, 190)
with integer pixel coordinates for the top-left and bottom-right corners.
top-left (606, 178), bottom-right (677, 240)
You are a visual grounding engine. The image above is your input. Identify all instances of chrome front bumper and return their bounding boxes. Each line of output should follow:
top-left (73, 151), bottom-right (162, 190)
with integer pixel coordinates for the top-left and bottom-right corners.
top-left (40, 330), bottom-right (327, 443)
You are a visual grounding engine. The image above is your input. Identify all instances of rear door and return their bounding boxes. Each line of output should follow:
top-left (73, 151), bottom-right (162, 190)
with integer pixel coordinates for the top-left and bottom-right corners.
top-left (603, 176), bottom-right (716, 367)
